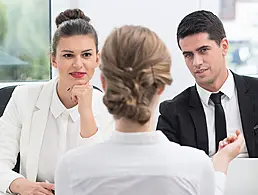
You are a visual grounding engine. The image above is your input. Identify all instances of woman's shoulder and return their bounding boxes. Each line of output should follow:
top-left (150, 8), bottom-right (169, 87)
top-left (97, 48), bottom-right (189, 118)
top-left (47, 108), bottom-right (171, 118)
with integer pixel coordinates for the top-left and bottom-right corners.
top-left (162, 144), bottom-right (214, 181)
top-left (12, 79), bottom-right (56, 102)
top-left (12, 83), bottom-right (45, 98)
top-left (167, 143), bottom-right (212, 166)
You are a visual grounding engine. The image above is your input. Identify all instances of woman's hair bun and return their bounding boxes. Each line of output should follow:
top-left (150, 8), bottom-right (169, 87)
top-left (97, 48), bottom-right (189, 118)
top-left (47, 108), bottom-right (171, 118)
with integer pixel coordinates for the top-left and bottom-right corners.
top-left (55, 8), bottom-right (90, 27)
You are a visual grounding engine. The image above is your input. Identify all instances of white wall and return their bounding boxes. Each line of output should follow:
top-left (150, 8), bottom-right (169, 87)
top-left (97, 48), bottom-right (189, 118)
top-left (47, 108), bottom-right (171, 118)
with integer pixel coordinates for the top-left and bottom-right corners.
top-left (77, 0), bottom-right (196, 101)
top-left (72, 0), bottom-right (219, 102)
top-left (51, 0), bottom-right (220, 100)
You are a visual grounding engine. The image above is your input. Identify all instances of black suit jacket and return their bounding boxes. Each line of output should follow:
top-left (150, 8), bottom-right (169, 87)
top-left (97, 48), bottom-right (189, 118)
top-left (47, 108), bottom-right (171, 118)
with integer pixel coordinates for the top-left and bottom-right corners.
top-left (157, 72), bottom-right (258, 157)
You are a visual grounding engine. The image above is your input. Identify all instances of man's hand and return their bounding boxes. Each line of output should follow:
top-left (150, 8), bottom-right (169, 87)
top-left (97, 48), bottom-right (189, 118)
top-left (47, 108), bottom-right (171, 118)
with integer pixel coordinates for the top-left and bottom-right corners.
top-left (212, 130), bottom-right (245, 174)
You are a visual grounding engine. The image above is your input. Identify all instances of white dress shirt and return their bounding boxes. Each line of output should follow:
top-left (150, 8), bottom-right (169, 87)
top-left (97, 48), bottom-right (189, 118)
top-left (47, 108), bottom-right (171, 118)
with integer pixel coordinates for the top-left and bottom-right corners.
top-left (55, 130), bottom-right (226, 195)
top-left (196, 70), bottom-right (248, 157)
top-left (37, 81), bottom-right (85, 183)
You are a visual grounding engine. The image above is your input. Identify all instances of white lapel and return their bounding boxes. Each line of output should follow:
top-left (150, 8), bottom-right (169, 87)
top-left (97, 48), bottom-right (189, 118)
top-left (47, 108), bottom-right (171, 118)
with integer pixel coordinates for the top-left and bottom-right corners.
top-left (26, 78), bottom-right (57, 181)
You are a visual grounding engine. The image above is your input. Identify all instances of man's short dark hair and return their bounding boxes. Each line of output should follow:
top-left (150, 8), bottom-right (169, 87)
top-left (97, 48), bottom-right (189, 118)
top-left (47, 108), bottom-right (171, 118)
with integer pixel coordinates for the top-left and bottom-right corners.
top-left (176, 10), bottom-right (226, 49)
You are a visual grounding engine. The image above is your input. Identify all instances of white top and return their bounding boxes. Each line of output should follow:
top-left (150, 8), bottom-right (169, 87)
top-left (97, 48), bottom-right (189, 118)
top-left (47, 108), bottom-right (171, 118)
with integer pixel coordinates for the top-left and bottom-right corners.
top-left (196, 70), bottom-right (248, 157)
top-left (0, 78), bottom-right (114, 194)
top-left (55, 130), bottom-right (226, 195)
top-left (37, 81), bottom-right (97, 183)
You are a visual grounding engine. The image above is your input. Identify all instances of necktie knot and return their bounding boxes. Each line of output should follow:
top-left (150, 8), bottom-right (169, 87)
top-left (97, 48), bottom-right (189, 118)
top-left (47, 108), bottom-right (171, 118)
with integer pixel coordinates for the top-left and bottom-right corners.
top-left (210, 92), bottom-right (223, 104)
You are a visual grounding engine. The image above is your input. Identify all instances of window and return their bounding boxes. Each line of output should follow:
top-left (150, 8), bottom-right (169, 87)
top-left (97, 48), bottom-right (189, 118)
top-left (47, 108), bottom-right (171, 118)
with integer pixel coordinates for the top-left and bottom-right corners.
top-left (0, 0), bottom-right (51, 82)
top-left (219, 0), bottom-right (258, 76)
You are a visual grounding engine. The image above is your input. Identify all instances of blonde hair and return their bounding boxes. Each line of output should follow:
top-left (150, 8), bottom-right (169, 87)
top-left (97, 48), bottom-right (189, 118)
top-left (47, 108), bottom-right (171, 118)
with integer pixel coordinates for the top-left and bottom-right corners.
top-left (100, 25), bottom-right (172, 124)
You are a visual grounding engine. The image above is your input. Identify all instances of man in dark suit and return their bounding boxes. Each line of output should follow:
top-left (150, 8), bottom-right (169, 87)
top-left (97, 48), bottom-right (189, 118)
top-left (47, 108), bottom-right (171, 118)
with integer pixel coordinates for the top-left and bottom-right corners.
top-left (157, 10), bottom-right (258, 158)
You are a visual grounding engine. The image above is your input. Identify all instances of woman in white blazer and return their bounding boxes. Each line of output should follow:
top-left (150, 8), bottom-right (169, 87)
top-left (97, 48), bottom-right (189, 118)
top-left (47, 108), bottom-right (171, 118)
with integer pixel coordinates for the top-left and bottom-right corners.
top-left (0, 8), bottom-right (114, 195)
top-left (55, 25), bottom-right (244, 195)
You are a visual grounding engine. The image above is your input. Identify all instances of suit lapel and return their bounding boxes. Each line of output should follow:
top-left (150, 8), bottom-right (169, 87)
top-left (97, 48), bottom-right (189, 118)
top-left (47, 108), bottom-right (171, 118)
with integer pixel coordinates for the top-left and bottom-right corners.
top-left (188, 86), bottom-right (209, 155)
top-left (26, 78), bottom-right (57, 181)
top-left (233, 73), bottom-right (255, 157)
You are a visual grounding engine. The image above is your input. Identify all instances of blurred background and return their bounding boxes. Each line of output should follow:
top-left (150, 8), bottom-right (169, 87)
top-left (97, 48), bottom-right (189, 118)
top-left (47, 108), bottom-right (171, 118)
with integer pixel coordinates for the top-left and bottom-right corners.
top-left (0, 0), bottom-right (257, 100)
top-left (0, 0), bottom-right (50, 82)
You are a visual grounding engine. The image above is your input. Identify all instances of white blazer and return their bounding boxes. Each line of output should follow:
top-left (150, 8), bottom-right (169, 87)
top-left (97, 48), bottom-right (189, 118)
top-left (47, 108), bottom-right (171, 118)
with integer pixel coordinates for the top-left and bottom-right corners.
top-left (0, 78), bottom-right (114, 194)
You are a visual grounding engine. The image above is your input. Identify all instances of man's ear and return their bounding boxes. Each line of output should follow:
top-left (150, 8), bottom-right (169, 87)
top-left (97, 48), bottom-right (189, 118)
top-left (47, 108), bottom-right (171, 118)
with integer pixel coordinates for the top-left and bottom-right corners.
top-left (221, 38), bottom-right (229, 56)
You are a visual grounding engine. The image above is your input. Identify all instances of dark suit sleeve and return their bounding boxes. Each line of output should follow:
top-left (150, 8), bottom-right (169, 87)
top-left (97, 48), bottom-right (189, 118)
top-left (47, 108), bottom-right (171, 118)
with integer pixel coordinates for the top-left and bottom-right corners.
top-left (156, 101), bottom-right (180, 144)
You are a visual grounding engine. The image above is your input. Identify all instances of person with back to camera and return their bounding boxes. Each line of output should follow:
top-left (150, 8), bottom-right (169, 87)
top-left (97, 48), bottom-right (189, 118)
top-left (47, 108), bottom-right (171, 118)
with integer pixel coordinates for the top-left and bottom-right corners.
top-left (0, 8), bottom-right (114, 195)
top-left (55, 25), bottom-right (244, 195)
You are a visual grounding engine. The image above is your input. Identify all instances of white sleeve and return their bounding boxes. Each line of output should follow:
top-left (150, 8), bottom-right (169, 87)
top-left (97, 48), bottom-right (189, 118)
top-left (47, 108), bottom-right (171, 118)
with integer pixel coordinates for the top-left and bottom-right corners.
top-left (199, 158), bottom-right (216, 195)
top-left (214, 171), bottom-right (226, 195)
top-left (78, 90), bottom-right (115, 146)
top-left (0, 88), bottom-right (24, 193)
top-left (199, 157), bottom-right (226, 195)
top-left (94, 106), bottom-right (114, 142)
top-left (78, 128), bottom-right (104, 146)
top-left (78, 117), bottom-right (114, 146)
top-left (55, 155), bottom-right (74, 195)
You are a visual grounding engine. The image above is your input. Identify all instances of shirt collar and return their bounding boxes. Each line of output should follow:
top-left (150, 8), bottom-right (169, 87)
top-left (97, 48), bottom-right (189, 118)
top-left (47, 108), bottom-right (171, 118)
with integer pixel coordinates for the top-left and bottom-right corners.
top-left (50, 81), bottom-right (79, 122)
top-left (109, 130), bottom-right (169, 145)
top-left (67, 105), bottom-right (80, 122)
top-left (196, 70), bottom-right (235, 106)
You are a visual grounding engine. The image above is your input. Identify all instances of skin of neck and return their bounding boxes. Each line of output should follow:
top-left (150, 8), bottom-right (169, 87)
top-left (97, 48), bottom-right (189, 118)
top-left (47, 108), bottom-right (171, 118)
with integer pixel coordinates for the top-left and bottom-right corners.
top-left (115, 95), bottom-right (159, 133)
top-left (199, 67), bottom-right (229, 92)
top-left (56, 79), bottom-right (77, 109)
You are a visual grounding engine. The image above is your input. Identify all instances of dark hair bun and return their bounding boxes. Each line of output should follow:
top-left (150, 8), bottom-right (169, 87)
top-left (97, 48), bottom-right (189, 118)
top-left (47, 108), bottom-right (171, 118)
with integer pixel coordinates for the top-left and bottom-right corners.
top-left (55, 8), bottom-right (91, 27)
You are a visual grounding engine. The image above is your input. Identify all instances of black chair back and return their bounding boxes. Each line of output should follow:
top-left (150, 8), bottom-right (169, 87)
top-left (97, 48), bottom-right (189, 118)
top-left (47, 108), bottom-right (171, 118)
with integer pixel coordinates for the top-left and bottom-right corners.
top-left (0, 85), bottom-right (20, 173)
top-left (0, 85), bottom-right (16, 115)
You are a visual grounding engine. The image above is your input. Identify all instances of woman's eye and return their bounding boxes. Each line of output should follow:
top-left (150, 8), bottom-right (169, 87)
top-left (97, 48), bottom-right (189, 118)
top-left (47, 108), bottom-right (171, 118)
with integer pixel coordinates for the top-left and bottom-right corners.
top-left (63, 54), bottom-right (73, 58)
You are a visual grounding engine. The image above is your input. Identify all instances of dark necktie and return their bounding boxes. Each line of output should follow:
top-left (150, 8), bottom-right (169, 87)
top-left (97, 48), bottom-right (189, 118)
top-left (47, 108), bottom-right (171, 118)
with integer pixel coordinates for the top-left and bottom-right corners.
top-left (210, 92), bottom-right (227, 151)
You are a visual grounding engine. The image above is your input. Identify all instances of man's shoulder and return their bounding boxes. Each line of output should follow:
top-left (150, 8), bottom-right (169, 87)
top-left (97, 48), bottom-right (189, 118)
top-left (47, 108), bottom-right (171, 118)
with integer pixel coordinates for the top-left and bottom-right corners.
top-left (233, 72), bottom-right (258, 85)
top-left (233, 72), bottom-right (258, 95)
top-left (241, 74), bottom-right (258, 85)
top-left (160, 86), bottom-right (195, 108)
